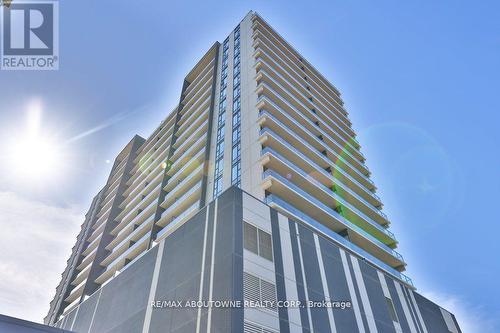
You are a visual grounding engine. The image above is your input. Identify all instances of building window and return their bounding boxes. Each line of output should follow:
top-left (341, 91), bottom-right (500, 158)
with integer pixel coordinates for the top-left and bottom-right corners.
top-left (385, 297), bottom-right (399, 323)
top-left (243, 221), bottom-right (273, 261)
top-left (231, 25), bottom-right (242, 188)
top-left (220, 87), bottom-right (227, 99)
top-left (231, 161), bottom-right (241, 185)
top-left (258, 229), bottom-right (273, 261)
top-left (214, 175), bottom-right (223, 195)
top-left (213, 37), bottom-right (230, 197)
top-left (214, 157), bottom-right (224, 176)
top-left (244, 222), bottom-right (258, 253)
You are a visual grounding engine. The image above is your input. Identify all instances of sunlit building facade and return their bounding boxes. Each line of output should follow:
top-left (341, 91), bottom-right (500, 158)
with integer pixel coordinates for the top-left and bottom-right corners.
top-left (46, 11), bottom-right (461, 333)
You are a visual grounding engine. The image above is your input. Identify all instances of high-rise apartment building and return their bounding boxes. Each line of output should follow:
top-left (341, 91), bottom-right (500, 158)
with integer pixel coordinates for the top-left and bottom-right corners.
top-left (46, 12), bottom-right (461, 333)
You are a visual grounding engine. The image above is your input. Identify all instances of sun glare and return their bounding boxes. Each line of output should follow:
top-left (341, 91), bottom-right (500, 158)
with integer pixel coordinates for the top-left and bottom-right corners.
top-left (9, 136), bottom-right (61, 179)
top-left (6, 100), bottom-right (64, 182)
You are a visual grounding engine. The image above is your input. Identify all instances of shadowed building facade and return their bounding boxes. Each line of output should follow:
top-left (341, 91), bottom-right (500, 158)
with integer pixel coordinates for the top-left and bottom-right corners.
top-left (45, 11), bottom-right (461, 333)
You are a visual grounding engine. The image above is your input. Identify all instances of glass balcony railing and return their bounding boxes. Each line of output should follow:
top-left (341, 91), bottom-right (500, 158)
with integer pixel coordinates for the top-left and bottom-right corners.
top-left (137, 130), bottom-right (172, 167)
top-left (124, 168), bottom-right (164, 206)
top-left (265, 194), bottom-right (412, 287)
top-left (156, 201), bottom-right (199, 241)
top-left (107, 232), bottom-right (149, 272)
top-left (252, 27), bottom-right (348, 118)
top-left (256, 55), bottom-right (354, 136)
top-left (257, 67), bottom-right (360, 149)
top-left (111, 217), bottom-right (152, 255)
top-left (120, 183), bottom-right (161, 223)
top-left (114, 198), bottom-right (157, 236)
top-left (257, 62), bottom-right (357, 145)
top-left (161, 181), bottom-right (201, 217)
top-left (257, 97), bottom-right (369, 177)
top-left (254, 43), bottom-right (350, 123)
top-left (261, 147), bottom-right (387, 222)
top-left (262, 169), bottom-right (396, 242)
top-left (257, 80), bottom-right (365, 160)
top-left (259, 109), bottom-right (374, 187)
top-left (260, 127), bottom-right (379, 203)
top-left (175, 119), bottom-right (208, 152)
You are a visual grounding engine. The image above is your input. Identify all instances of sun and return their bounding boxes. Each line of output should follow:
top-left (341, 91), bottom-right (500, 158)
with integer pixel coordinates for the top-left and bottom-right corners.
top-left (5, 100), bottom-right (64, 182)
top-left (8, 136), bottom-right (61, 180)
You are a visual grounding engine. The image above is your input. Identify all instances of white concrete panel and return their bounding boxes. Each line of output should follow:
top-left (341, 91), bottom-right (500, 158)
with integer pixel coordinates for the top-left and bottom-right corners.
top-left (294, 223), bottom-right (313, 332)
top-left (243, 255), bottom-right (276, 283)
top-left (277, 215), bottom-right (302, 328)
top-left (394, 282), bottom-right (418, 333)
top-left (314, 234), bottom-right (337, 333)
top-left (408, 290), bottom-right (428, 333)
top-left (339, 249), bottom-right (365, 333)
top-left (377, 271), bottom-right (402, 333)
top-left (142, 241), bottom-right (165, 333)
top-left (350, 256), bottom-right (378, 333)
top-left (440, 308), bottom-right (459, 333)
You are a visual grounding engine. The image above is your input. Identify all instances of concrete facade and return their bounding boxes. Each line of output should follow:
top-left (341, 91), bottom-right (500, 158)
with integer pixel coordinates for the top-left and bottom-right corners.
top-left (52, 188), bottom-right (461, 333)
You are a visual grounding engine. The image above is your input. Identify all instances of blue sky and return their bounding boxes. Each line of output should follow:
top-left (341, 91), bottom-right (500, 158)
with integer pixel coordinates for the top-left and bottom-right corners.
top-left (0, 1), bottom-right (498, 331)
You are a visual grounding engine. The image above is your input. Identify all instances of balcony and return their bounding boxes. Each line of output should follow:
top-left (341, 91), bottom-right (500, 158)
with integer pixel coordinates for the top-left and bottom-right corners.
top-left (183, 57), bottom-right (215, 98)
top-left (265, 194), bottom-right (411, 288)
top-left (175, 118), bottom-right (209, 154)
top-left (62, 296), bottom-right (80, 316)
top-left (163, 164), bottom-right (203, 202)
top-left (157, 181), bottom-right (202, 228)
top-left (116, 183), bottom-right (161, 226)
top-left (156, 201), bottom-right (200, 243)
top-left (131, 135), bottom-right (171, 176)
top-left (100, 183), bottom-right (119, 212)
top-left (255, 60), bottom-right (358, 151)
top-left (253, 34), bottom-right (348, 118)
top-left (255, 76), bottom-right (363, 163)
top-left (167, 144), bottom-right (206, 179)
top-left (111, 196), bottom-right (157, 236)
top-left (64, 277), bottom-right (86, 304)
top-left (71, 264), bottom-right (91, 287)
top-left (76, 247), bottom-right (96, 271)
top-left (257, 95), bottom-right (369, 177)
top-left (137, 113), bottom-right (176, 161)
top-left (252, 38), bottom-right (350, 127)
top-left (170, 134), bottom-right (206, 166)
top-left (251, 17), bottom-right (346, 115)
top-left (180, 80), bottom-right (212, 118)
top-left (96, 233), bottom-right (150, 285)
top-left (261, 170), bottom-right (396, 247)
top-left (130, 152), bottom-right (169, 190)
top-left (260, 147), bottom-right (388, 226)
top-left (254, 50), bottom-right (353, 136)
top-left (121, 166), bottom-right (164, 208)
top-left (134, 127), bottom-right (173, 168)
top-left (259, 128), bottom-right (379, 205)
top-left (177, 98), bottom-right (210, 133)
top-left (258, 108), bottom-right (373, 189)
top-left (83, 232), bottom-right (101, 256)
top-left (101, 216), bottom-right (154, 266)
top-left (92, 206), bottom-right (112, 230)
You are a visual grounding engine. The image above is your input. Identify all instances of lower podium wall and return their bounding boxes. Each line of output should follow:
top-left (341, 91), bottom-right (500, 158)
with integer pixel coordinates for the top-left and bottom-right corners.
top-left (0, 314), bottom-right (71, 333)
top-left (53, 186), bottom-right (461, 333)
